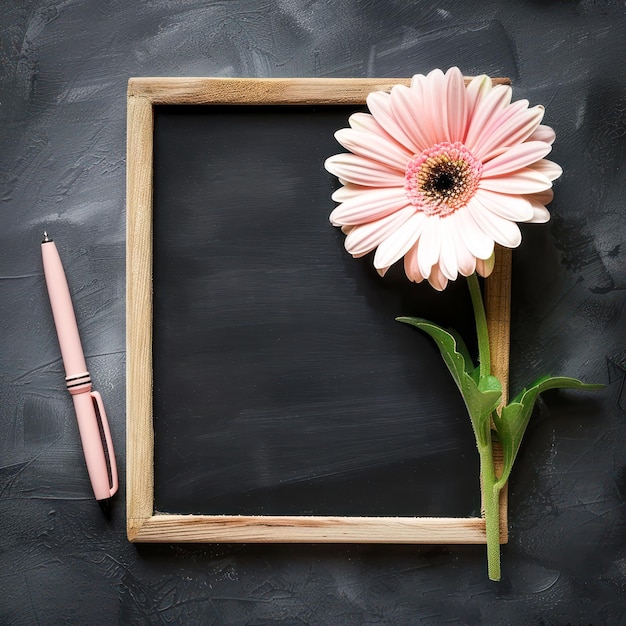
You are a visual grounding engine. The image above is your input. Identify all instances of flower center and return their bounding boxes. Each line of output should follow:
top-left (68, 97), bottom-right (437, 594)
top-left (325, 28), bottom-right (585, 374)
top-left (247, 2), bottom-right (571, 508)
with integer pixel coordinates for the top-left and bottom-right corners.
top-left (404, 142), bottom-right (482, 217)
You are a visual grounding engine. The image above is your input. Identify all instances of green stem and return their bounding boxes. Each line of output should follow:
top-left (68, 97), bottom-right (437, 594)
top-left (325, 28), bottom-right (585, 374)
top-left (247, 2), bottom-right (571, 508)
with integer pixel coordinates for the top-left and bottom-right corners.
top-left (467, 273), bottom-right (491, 379)
top-left (467, 272), bottom-right (501, 581)
top-left (479, 440), bottom-right (502, 581)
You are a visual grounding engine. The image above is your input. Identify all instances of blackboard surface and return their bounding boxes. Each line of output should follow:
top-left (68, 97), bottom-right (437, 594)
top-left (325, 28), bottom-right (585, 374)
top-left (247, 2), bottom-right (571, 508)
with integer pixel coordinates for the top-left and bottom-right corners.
top-left (152, 104), bottom-right (479, 517)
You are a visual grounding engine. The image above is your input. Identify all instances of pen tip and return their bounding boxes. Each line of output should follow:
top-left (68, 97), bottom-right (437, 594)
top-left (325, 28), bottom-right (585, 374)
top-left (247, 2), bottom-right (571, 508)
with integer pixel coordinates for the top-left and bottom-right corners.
top-left (42, 231), bottom-right (51, 243)
top-left (98, 498), bottom-right (112, 520)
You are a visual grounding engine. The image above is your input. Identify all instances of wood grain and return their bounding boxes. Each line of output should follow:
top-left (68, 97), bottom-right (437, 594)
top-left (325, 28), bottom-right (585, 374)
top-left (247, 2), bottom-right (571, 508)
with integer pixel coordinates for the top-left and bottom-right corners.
top-left (486, 246), bottom-right (512, 405)
top-left (484, 245), bottom-right (512, 542)
top-left (126, 77), bottom-right (512, 544)
top-left (132, 514), bottom-right (489, 544)
top-left (128, 76), bottom-right (510, 105)
top-left (126, 94), bottom-right (155, 540)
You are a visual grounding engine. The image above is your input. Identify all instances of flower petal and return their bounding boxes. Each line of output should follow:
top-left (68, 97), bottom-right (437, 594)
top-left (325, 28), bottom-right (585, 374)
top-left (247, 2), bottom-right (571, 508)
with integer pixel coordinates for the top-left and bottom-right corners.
top-left (444, 211), bottom-right (478, 276)
top-left (473, 188), bottom-right (534, 222)
top-left (464, 83), bottom-right (513, 149)
top-left (403, 242), bottom-right (425, 283)
top-left (331, 184), bottom-right (368, 202)
top-left (344, 206), bottom-right (415, 257)
top-left (348, 112), bottom-right (384, 133)
top-left (470, 99), bottom-right (527, 154)
top-left (527, 205), bottom-right (550, 223)
top-left (348, 112), bottom-right (412, 151)
top-left (526, 188), bottom-right (554, 206)
top-left (366, 90), bottom-right (416, 152)
top-left (481, 141), bottom-right (553, 178)
top-left (335, 128), bottom-right (412, 171)
top-left (424, 68), bottom-right (448, 144)
top-left (478, 167), bottom-right (553, 194)
top-left (465, 75), bottom-right (492, 127)
top-left (468, 196), bottom-right (522, 248)
top-left (476, 252), bottom-right (495, 278)
top-left (389, 84), bottom-right (433, 152)
top-left (474, 104), bottom-right (545, 161)
top-left (523, 189), bottom-right (553, 223)
top-left (409, 73), bottom-right (451, 147)
top-left (325, 153), bottom-right (405, 187)
top-left (373, 212), bottom-right (426, 269)
top-left (410, 72), bottom-right (427, 92)
top-left (444, 66), bottom-right (468, 143)
top-left (428, 264), bottom-right (449, 291)
top-left (417, 215), bottom-right (442, 278)
top-left (453, 209), bottom-right (494, 261)
top-left (528, 124), bottom-right (556, 145)
top-left (529, 158), bottom-right (563, 181)
top-left (330, 187), bottom-right (411, 226)
top-left (438, 218), bottom-right (458, 281)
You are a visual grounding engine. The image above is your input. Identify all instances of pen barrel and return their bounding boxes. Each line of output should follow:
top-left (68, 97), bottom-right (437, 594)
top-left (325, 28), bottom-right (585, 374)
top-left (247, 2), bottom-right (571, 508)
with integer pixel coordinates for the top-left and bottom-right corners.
top-left (41, 241), bottom-right (88, 377)
top-left (72, 391), bottom-right (114, 500)
top-left (42, 238), bottom-right (119, 503)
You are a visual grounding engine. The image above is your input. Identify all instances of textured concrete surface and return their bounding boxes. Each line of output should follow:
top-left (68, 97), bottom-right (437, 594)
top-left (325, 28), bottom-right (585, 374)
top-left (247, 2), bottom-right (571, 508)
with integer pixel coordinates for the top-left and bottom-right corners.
top-left (1, 1), bottom-right (624, 623)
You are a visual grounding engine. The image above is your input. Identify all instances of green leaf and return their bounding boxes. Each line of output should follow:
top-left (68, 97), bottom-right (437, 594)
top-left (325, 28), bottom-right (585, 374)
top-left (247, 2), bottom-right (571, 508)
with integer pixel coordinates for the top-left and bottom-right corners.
top-left (397, 316), bottom-right (502, 445)
top-left (494, 376), bottom-right (604, 486)
top-left (445, 327), bottom-right (476, 377)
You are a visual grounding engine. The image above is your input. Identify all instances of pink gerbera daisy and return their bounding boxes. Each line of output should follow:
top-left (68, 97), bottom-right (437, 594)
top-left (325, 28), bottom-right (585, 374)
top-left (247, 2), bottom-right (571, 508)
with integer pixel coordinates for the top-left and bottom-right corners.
top-left (325, 67), bottom-right (562, 290)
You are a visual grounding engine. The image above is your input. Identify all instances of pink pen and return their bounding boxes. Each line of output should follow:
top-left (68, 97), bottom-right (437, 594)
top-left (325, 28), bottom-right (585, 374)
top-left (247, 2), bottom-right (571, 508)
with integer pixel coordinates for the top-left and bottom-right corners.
top-left (41, 232), bottom-right (118, 517)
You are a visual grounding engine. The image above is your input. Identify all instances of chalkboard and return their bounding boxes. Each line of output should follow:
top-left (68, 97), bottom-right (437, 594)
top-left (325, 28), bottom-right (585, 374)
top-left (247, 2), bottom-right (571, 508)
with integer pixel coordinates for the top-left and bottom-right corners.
top-left (126, 77), bottom-right (510, 543)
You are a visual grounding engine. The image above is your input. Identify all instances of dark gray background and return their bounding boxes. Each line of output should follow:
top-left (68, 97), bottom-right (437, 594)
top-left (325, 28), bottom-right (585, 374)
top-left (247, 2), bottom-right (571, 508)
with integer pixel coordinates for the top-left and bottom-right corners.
top-left (1, 1), bottom-right (625, 624)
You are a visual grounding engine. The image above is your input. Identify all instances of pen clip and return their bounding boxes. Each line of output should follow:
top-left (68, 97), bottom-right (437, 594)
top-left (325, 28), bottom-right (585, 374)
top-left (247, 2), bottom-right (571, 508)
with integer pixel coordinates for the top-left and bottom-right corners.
top-left (90, 391), bottom-right (119, 497)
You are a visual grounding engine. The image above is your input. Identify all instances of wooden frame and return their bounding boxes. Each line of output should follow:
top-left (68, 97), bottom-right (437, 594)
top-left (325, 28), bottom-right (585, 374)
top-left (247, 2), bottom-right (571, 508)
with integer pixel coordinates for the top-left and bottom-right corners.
top-left (127, 77), bottom-right (511, 543)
